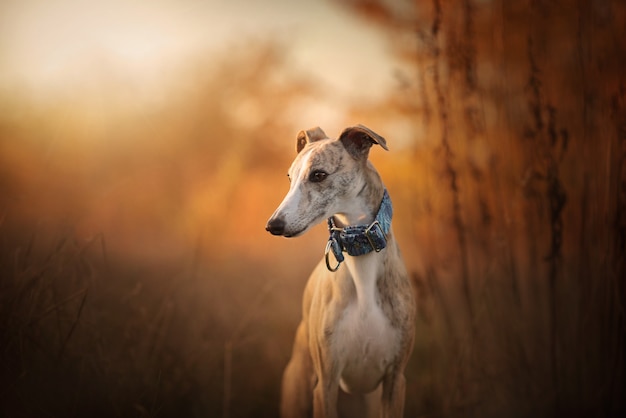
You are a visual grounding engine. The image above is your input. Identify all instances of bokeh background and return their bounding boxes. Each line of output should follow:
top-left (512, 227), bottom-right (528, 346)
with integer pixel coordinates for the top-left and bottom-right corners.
top-left (1, 0), bottom-right (625, 417)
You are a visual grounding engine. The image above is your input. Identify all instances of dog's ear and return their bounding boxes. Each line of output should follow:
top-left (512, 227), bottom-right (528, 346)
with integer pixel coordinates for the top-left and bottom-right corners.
top-left (339, 125), bottom-right (388, 159)
top-left (296, 127), bottom-right (328, 153)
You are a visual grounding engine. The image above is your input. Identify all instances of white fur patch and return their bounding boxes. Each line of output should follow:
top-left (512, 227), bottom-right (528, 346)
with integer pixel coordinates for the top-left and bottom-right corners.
top-left (335, 253), bottom-right (400, 394)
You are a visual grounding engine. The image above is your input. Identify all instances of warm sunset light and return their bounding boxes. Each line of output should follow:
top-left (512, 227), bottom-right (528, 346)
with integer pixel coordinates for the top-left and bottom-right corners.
top-left (2, 1), bottom-right (186, 91)
top-left (0, 0), bottom-right (404, 109)
top-left (1, 1), bottom-right (624, 417)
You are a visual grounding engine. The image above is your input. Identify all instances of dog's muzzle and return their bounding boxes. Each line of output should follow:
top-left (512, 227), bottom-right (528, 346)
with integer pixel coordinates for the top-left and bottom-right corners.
top-left (265, 217), bottom-right (286, 236)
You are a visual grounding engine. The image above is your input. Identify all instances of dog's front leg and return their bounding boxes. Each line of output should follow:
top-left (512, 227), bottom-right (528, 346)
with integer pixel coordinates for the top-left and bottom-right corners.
top-left (310, 336), bottom-right (340, 418)
top-left (312, 376), bottom-right (339, 418)
top-left (381, 370), bottom-right (406, 418)
top-left (281, 322), bottom-right (314, 418)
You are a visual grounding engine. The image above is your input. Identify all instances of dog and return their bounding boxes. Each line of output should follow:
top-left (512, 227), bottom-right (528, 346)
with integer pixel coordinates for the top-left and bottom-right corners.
top-left (266, 125), bottom-right (416, 418)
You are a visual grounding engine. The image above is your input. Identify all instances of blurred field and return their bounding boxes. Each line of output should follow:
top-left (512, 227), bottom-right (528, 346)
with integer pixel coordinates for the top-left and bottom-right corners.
top-left (1, 1), bottom-right (626, 417)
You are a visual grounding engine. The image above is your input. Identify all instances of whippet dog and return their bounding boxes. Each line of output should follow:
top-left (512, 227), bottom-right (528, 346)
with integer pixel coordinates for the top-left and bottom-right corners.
top-left (266, 125), bottom-right (416, 418)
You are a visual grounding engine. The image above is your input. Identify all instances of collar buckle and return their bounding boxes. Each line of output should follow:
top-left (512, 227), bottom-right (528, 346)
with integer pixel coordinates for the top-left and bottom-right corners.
top-left (364, 220), bottom-right (386, 252)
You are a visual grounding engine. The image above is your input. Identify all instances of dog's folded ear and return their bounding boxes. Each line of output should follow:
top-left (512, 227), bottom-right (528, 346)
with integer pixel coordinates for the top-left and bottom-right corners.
top-left (339, 125), bottom-right (388, 159)
top-left (296, 127), bottom-right (328, 153)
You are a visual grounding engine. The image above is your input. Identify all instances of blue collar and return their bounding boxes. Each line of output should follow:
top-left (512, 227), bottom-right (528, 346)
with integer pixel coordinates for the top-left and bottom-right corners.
top-left (324, 189), bottom-right (393, 272)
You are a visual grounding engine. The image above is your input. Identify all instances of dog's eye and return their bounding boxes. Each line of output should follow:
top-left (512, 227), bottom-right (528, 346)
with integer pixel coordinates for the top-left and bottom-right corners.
top-left (287, 173), bottom-right (291, 183)
top-left (309, 170), bottom-right (328, 183)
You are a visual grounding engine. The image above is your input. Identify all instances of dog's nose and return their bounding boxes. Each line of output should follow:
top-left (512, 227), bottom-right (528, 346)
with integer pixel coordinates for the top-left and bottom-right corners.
top-left (266, 217), bottom-right (286, 236)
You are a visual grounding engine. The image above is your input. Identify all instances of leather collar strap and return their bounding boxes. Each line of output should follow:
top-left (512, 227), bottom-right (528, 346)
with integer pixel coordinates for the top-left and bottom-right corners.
top-left (325, 189), bottom-right (393, 272)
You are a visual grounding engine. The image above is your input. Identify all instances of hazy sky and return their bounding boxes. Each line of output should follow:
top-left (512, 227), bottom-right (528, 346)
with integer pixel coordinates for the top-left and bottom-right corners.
top-left (0, 0), bottom-right (404, 104)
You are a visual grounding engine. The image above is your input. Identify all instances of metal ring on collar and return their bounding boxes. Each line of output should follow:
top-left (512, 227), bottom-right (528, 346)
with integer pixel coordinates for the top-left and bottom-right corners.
top-left (324, 240), bottom-right (341, 272)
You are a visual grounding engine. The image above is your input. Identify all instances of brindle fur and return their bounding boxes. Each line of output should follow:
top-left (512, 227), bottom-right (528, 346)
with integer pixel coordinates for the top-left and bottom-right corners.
top-left (266, 125), bottom-right (416, 418)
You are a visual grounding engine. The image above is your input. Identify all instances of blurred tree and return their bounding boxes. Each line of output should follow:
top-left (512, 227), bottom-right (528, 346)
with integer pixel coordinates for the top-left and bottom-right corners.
top-left (335, 0), bottom-right (626, 416)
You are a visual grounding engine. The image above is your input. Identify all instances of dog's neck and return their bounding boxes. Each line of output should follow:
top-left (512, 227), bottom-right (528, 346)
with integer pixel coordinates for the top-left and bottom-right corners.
top-left (334, 170), bottom-right (385, 227)
top-left (333, 185), bottom-right (380, 226)
top-left (340, 186), bottom-right (391, 313)
top-left (325, 184), bottom-right (391, 270)
top-left (344, 250), bottom-right (384, 314)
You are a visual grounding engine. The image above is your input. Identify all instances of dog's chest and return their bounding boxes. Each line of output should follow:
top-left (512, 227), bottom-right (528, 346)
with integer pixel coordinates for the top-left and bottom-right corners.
top-left (332, 277), bottom-right (401, 394)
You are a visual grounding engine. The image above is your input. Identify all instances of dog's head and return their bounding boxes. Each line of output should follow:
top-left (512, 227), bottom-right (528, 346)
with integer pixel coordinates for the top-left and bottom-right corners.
top-left (265, 125), bottom-right (388, 237)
